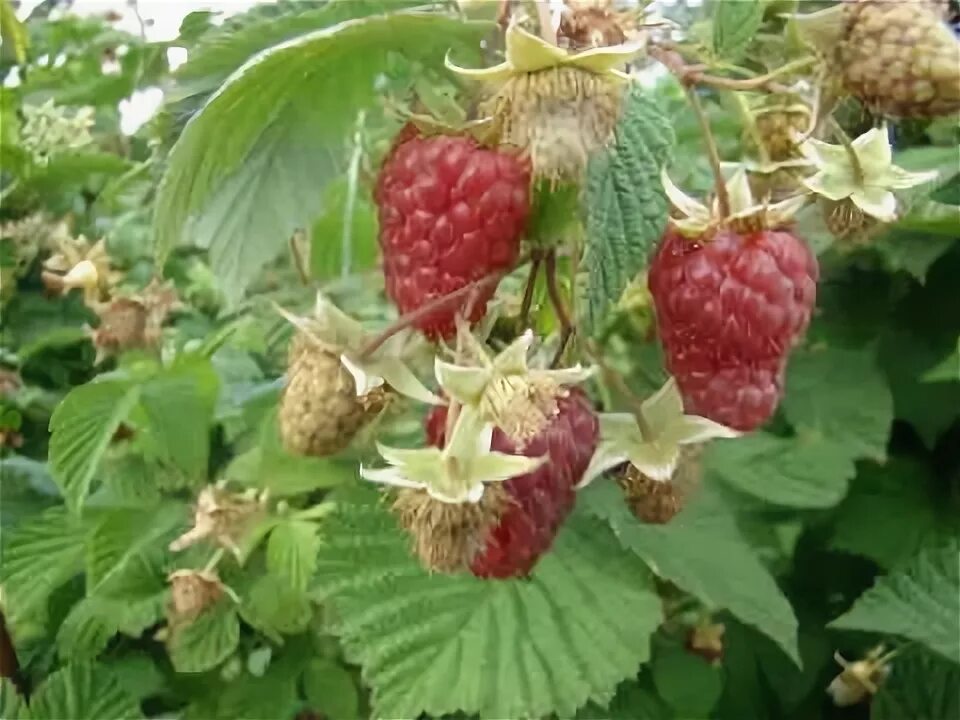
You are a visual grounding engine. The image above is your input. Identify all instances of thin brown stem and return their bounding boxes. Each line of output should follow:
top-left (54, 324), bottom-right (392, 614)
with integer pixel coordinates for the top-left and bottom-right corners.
top-left (518, 253), bottom-right (542, 329)
top-left (359, 255), bottom-right (531, 360)
top-left (686, 89), bottom-right (730, 219)
top-left (544, 251), bottom-right (573, 368)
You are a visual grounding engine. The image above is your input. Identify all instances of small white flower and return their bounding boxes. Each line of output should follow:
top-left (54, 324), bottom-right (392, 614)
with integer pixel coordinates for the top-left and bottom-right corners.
top-left (800, 126), bottom-right (938, 223)
top-left (579, 377), bottom-right (739, 488)
top-left (361, 406), bottom-right (545, 504)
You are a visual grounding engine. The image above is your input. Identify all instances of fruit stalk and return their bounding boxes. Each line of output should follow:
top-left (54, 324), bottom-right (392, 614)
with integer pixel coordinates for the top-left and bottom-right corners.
top-left (686, 88), bottom-right (731, 219)
top-left (650, 45), bottom-right (816, 93)
top-left (358, 254), bottom-right (531, 360)
top-left (544, 250), bottom-right (573, 367)
top-left (518, 252), bottom-right (543, 329)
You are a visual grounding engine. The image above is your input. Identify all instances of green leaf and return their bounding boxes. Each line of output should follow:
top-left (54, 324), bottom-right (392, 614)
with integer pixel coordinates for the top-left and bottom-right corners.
top-left (872, 648), bottom-right (960, 720)
top-left (782, 345), bottom-right (893, 462)
top-left (168, 600), bottom-right (241, 673)
top-left (879, 328), bottom-right (960, 447)
top-left (931, 173), bottom-right (960, 206)
top-left (873, 230), bottom-right (957, 282)
top-left (923, 339), bottom-right (960, 382)
top-left (583, 482), bottom-right (799, 665)
top-left (171, 0), bottom-right (419, 103)
top-left (28, 663), bottom-right (142, 720)
top-left (0, 507), bottom-right (85, 621)
top-left (313, 486), bottom-right (662, 719)
top-left (0, 0), bottom-right (28, 63)
top-left (56, 597), bottom-right (119, 661)
top-left (598, 680), bottom-right (673, 720)
top-left (712, 0), bottom-right (763, 62)
top-left (302, 659), bottom-right (360, 720)
top-left (102, 653), bottom-right (167, 702)
top-left (85, 505), bottom-right (183, 592)
top-left (154, 13), bottom-right (490, 302)
top-left (0, 679), bottom-right (30, 720)
top-left (139, 358), bottom-right (219, 484)
top-left (582, 86), bottom-right (674, 336)
top-left (240, 575), bottom-right (312, 638)
top-left (652, 644), bottom-right (722, 717)
top-left (309, 177), bottom-right (379, 281)
top-left (706, 433), bottom-right (856, 509)
top-left (49, 379), bottom-right (141, 512)
top-left (231, 410), bottom-right (356, 496)
top-left (830, 535), bottom-right (960, 664)
top-left (266, 519), bottom-right (319, 591)
top-left (831, 458), bottom-right (957, 569)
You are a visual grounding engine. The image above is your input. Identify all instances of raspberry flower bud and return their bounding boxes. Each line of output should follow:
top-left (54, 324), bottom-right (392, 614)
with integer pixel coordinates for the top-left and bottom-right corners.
top-left (799, 126), bottom-right (939, 224)
top-left (446, 19), bottom-right (642, 182)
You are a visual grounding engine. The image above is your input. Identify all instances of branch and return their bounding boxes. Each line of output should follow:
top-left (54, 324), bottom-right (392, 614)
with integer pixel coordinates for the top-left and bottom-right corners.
top-left (358, 255), bottom-right (531, 359)
top-left (649, 46), bottom-right (811, 94)
top-left (686, 88), bottom-right (730, 219)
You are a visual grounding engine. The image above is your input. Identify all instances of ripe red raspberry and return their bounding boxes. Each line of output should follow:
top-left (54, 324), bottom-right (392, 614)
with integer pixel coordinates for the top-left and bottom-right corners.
top-left (375, 128), bottom-right (530, 340)
top-left (648, 227), bottom-right (818, 431)
top-left (425, 387), bottom-right (598, 579)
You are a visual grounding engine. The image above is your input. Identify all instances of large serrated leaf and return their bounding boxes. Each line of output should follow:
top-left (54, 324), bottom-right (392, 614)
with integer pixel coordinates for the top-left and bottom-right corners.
top-left (706, 433), bottom-right (856, 509)
top-left (0, 507), bottom-right (85, 622)
top-left (48, 379), bottom-right (141, 513)
top-left (712, 0), bottom-right (764, 62)
top-left (582, 86), bottom-right (674, 336)
top-left (138, 359), bottom-right (219, 484)
top-left (170, 0), bottom-right (418, 104)
top-left (302, 659), bottom-right (360, 720)
top-left (830, 535), bottom-right (960, 664)
top-left (85, 505), bottom-right (184, 593)
top-left (0, 680), bottom-right (29, 720)
top-left (56, 598), bottom-right (119, 661)
top-left (831, 458), bottom-right (958, 569)
top-left (583, 482), bottom-right (800, 665)
top-left (154, 13), bottom-right (490, 303)
top-left (168, 600), bottom-right (241, 674)
top-left (872, 648), bottom-right (960, 720)
top-left (28, 663), bottom-right (142, 720)
top-left (312, 486), bottom-right (662, 719)
top-left (783, 345), bottom-right (893, 462)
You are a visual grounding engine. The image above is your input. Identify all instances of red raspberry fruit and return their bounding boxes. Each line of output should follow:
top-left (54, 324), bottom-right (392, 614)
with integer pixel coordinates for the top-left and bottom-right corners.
top-left (648, 227), bottom-right (818, 431)
top-left (425, 387), bottom-right (598, 579)
top-left (375, 128), bottom-right (531, 340)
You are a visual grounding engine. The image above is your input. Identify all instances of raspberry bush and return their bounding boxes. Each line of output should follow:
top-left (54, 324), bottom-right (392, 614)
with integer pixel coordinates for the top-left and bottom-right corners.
top-left (1, 1), bottom-right (959, 719)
